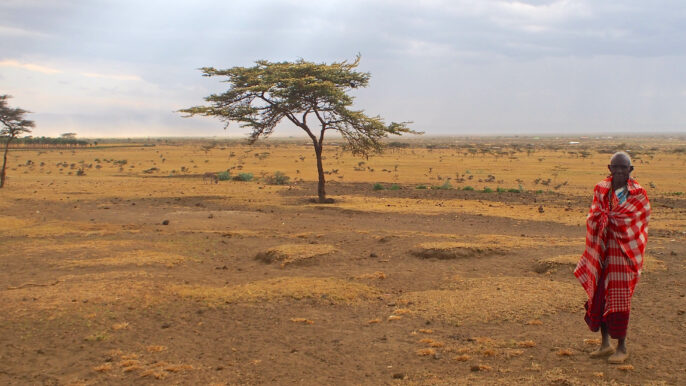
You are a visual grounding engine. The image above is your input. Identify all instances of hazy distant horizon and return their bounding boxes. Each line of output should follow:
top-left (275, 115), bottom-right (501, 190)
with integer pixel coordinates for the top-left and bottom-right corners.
top-left (23, 131), bottom-right (686, 141)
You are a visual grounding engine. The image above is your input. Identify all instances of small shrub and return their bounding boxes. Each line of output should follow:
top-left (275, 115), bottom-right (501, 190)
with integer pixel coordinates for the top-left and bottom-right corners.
top-left (233, 173), bottom-right (253, 182)
top-left (432, 181), bottom-right (452, 190)
top-left (462, 186), bottom-right (475, 191)
top-left (217, 171), bottom-right (231, 181)
top-left (416, 185), bottom-right (428, 189)
top-left (535, 190), bottom-right (544, 194)
top-left (507, 188), bottom-right (521, 193)
top-left (265, 171), bottom-right (290, 185)
top-left (482, 187), bottom-right (494, 193)
top-left (496, 187), bottom-right (506, 193)
top-left (389, 184), bottom-right (401, 190)
top-left (373, 183), bottom-right (384, 191)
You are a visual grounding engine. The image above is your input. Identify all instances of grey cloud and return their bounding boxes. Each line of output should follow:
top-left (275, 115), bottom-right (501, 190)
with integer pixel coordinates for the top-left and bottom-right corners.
top-left (3, 0), bottom-right (686, 136)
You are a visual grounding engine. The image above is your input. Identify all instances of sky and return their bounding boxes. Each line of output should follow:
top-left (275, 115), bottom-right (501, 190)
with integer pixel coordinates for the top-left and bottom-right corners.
top-left (1, 0), bottom-right (686, 138)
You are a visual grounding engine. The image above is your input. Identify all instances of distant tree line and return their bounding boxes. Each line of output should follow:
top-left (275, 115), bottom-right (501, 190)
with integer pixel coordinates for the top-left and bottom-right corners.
top-left (1, 136), bottom-right (90, 147)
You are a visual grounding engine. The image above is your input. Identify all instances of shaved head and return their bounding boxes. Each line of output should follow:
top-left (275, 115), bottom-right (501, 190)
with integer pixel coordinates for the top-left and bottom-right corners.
top-left (610, 151), bottom-right (632, 166)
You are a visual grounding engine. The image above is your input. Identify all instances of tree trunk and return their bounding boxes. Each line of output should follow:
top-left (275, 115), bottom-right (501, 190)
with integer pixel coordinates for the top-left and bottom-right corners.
top-left (313, 143), bottom-right (327, 202)
top-left (0, 138), bottom-right (9, 188)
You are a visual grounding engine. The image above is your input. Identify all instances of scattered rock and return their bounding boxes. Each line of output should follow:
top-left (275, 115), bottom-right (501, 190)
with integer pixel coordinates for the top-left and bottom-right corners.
top-left (162, 220), bottom-right (170, 225)
top-left (392, 373), bottom-right (406, 380)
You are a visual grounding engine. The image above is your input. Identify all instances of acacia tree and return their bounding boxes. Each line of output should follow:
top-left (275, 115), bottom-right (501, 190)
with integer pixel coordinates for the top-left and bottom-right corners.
top-left (180, 56), bottom-right (417, 203)
top-left (1, 95), bottom-right (35, 188)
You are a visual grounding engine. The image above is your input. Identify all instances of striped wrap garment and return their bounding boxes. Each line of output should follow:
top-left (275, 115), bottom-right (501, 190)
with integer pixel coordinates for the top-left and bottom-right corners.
top-left (574, 177), bottom-right (650, 315)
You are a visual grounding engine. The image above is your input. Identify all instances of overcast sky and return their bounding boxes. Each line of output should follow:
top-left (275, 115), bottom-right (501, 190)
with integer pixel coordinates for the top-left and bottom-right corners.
top-left (2, 0), bottom-right (686, 138)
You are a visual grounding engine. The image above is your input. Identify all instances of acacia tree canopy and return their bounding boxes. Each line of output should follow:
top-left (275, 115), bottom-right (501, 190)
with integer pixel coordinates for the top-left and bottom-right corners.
top-left (180, 55), bottom-right (419, 202)
top-left (1, 95), bottom-right (35, 188)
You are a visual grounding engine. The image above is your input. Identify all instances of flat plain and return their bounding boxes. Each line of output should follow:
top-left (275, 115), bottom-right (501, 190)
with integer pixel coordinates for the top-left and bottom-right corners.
top-left (1, 136), bottom-right (685, 385)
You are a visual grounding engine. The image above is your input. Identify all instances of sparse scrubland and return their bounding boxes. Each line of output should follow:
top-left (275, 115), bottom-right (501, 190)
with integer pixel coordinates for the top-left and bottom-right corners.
top-left (1, 136), bottom-right (685, 384)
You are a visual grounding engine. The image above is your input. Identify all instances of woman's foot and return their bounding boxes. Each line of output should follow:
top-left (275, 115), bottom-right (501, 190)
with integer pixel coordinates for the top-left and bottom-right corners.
top-left (589, 345), bottom-right (615, 358)
top-left (608, 349), bottom-right (629, 364)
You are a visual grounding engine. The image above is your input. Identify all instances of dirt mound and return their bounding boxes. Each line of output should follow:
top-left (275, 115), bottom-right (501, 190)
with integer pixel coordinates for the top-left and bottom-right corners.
top-left (255, 243), bottom-right (336, 267)
top-left (411, 242), bottom-right (505, 259)
top-left (400, 276), bottom-right (584, 324)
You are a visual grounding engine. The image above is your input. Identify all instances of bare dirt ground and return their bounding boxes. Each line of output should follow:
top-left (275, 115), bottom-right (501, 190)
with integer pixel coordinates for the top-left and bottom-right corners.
top-left (1, 138), bottom-right (685, 385)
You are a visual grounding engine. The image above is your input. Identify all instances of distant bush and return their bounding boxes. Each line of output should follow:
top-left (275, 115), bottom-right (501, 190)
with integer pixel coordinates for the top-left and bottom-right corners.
top-left (416, 185), bottom-right (427, 189)
top-left (389, 184), bottom-right (401, 190)
top-left (535, 189), bottom-right (544, 194)
top-left (496, 187), bottom-right (506, 193)
top-left (483, 187), bottom-right (494, 193)
top-left (462, 186), bottom-right (475, 191)
top-left (234, 172), bottom-right (253, 182)
top-left (432, 181), bottom-right (452, 190)
top-left (373, 183), bottom-right (384, 191)
top-left (217, 171), bottom-right (231, 181)
top-left (507, 188), bottom-right (522, 193)
top-left (265, 171), bottom-right (290, 185)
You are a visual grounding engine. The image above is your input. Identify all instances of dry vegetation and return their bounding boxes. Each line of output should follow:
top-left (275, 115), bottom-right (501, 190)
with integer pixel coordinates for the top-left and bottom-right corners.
top-left (1, 136), bottom-right (685, 384)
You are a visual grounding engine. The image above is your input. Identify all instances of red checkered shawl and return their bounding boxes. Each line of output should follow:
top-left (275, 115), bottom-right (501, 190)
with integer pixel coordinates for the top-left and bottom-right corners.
top-left (574, 177), bottom-right (650, 315)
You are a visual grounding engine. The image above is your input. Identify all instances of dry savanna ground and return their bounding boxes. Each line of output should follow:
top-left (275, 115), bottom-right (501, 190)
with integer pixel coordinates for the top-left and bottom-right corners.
top-left (1, 136), bottom-right (685, 385)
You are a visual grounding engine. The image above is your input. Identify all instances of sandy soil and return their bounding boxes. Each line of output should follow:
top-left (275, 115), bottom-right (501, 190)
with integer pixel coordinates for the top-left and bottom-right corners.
top-left (1, 140), bottom-right (685, 385)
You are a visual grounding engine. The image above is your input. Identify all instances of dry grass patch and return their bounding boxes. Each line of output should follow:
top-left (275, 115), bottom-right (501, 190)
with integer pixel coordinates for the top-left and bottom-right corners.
top-left (1, 220), bottom-right (125, 238)
top-left (14, 239), bottom-right (142, 259)
top-left (412, 235), bottom-right (579, 259)
top-left (0, 215), bottom-right (34, 230)
top-left (557, 349), bottom-right (574, 356)
top-left (140, 369), bottom-right (167, 379)
top-left (290, 318), bottom-right (314, 324)
top-left (355, 271), bottom-right (386, 280)
top-left (173, 276), bottom-right (379, 305)
top-left (112, 322), bottom-right (129, 331)
top-left (399, 276), bottom-right (584, 324)
top-left (517, 340), bottom-right (537, 348)
top-left (332, 196), bottom-right (586, 227)
top-left (539, 253), bottom-right (665, 272)
top-left (255, 244), bottom-right (336, 267)
top-left (416, 348), bottom-right (436, 357)
top-left (4, 271), bottom-right (163, 315)
top-left (471, 364), bottom-right (493, 372)
top-left (93, 363), bottom-right (113, 372)
top-left (62, 250), bottom-right (189, 268)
